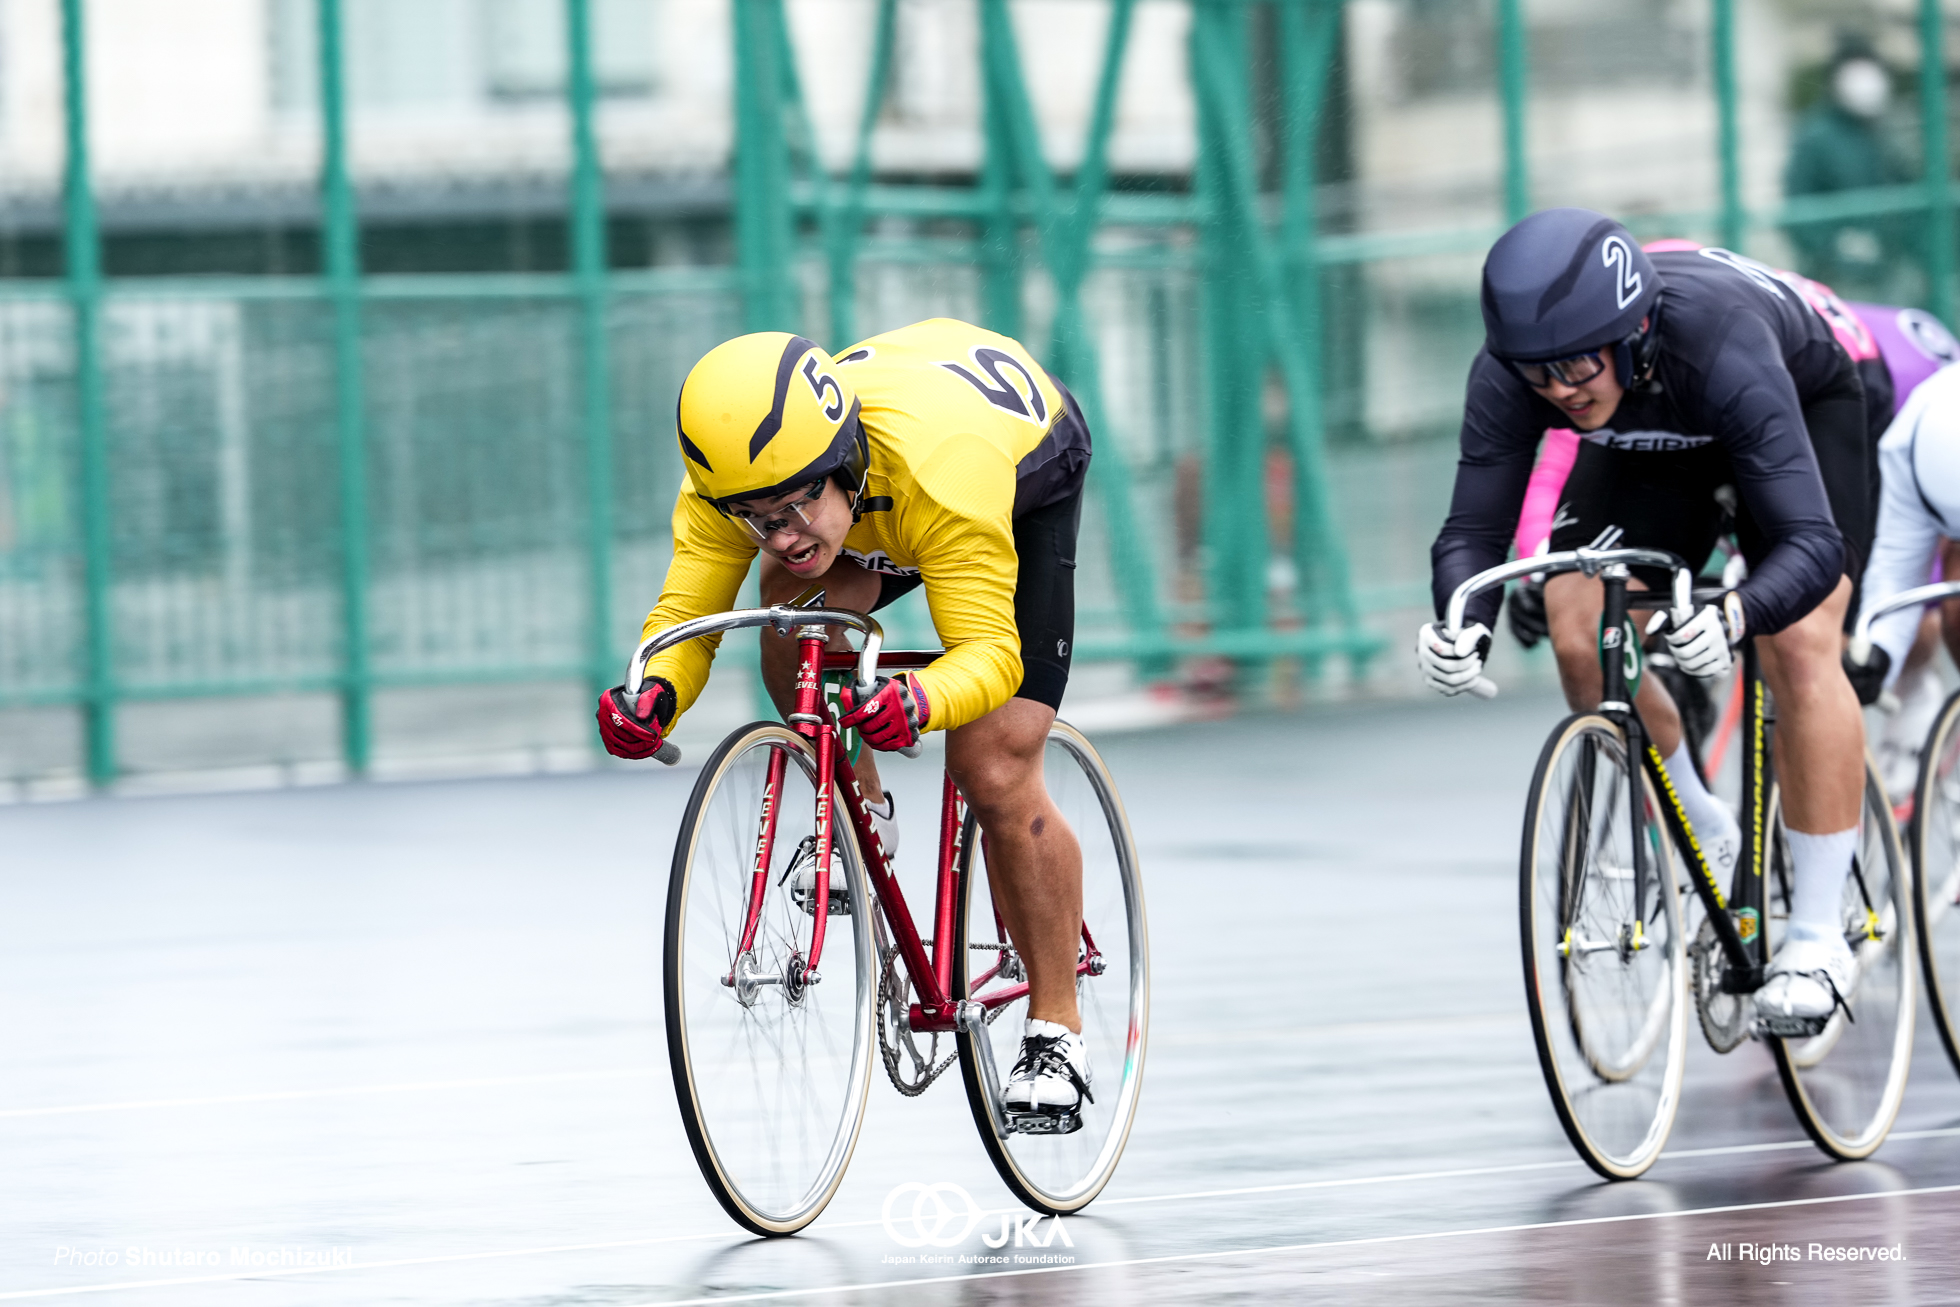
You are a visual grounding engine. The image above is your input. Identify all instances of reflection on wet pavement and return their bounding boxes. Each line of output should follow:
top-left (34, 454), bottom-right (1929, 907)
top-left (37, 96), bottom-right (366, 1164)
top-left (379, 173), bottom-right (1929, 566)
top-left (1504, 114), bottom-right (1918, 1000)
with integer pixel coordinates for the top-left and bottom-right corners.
top-left (3, 692), bottom-right (1958, 1303)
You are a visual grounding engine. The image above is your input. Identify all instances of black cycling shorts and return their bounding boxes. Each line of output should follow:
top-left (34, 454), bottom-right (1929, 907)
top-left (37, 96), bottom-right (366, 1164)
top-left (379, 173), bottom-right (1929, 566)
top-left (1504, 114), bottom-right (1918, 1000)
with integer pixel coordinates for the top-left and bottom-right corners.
top-left (871, 488), bottom-right (1081, 712)
top-left (1548, 352), bottom-right (1872, 590)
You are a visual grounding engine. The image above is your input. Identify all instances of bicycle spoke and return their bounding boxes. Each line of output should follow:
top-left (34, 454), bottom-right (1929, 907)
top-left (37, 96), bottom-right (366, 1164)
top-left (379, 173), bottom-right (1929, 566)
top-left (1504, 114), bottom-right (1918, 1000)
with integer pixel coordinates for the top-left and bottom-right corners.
top-left (1772, 761), bottom-right (1914, 1159)
top-left (1918, 697), bottom-right (1960, 1078)
top-left (957, 721), bottom-right (1146, 1213)
top-left (665, 725), bottom-right (873, 1235)
top-left (1522, 714), bottom-right (1686, 1179)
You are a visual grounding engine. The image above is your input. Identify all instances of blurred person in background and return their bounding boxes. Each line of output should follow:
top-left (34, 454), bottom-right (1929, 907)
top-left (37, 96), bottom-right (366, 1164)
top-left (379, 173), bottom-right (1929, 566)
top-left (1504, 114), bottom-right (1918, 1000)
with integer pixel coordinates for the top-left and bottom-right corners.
top-left (1844, 358), bottom-right (1960, 803)
top-left (596, 320), bottom-right (1100, 1130)
top-left (1784, 31), bottom-right (1912, 301)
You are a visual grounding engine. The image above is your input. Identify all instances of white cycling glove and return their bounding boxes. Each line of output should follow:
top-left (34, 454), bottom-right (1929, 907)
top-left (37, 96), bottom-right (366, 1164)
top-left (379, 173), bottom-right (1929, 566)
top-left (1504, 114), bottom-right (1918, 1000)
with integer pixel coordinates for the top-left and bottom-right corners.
top-left (1664, 603), bottom-right (1734, 681)
top-left (1416, 621), bottom-right (1491, 697)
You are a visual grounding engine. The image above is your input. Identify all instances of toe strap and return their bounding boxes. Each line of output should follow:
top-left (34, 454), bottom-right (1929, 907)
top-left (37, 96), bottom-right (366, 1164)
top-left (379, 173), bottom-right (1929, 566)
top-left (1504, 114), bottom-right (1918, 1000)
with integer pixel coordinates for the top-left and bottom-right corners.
top-left (1773, 967), bottom-right (1856, 1025)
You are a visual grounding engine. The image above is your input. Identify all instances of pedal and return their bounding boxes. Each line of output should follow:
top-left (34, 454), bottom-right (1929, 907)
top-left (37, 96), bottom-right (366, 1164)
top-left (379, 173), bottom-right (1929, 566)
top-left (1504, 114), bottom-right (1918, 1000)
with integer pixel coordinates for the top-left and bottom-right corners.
top-left (790, 867), bottom-right (852, 917)
top-left (1004, 1107), bottom-right (1084, 1136)
top-left (1754, 1011), bottom-right (1833, 1040)
top-left (783, 835), bottom-right (851, 916)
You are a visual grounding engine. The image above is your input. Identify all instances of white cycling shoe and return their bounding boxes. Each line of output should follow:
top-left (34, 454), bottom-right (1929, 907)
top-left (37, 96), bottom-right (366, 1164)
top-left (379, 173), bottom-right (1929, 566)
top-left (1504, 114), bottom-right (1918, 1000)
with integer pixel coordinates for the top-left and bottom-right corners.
top-left (1754, 928), bottom-right (1856, 1037)
top-left (1003, 1019), bottom-right (1093, 1133)
top-left (788, 854), bottom-right (849, 916)
top-left (790, 795), bottom-right (897, 915)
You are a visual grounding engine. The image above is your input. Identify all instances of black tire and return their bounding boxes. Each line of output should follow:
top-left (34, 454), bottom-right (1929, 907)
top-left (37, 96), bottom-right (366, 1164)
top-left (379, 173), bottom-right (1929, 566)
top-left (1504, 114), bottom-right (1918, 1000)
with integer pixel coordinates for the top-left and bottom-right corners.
top-left (1768, 757), bottom-right (1915, 1160)
top-left (664, 722), bottom-right (876, 1235)
top-left (1519, 713), bottom-right (1688, 1180)
top-left (953, 720), bottom-right (1147, 1214)
top-left (1912, 688), bottom-right (1960, 1077)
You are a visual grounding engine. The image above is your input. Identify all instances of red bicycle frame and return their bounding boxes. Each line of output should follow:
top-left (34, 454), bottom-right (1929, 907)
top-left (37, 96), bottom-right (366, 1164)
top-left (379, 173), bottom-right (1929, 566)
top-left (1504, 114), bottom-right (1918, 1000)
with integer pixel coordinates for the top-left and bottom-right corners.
top-left (730, 626), bottom-right (1101, 1030)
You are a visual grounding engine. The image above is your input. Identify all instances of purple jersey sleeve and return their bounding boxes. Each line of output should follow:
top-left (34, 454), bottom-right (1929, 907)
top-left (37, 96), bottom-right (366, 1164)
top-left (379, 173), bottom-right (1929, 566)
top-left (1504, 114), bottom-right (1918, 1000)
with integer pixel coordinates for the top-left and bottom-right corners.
top-left (1851, 302), bottom-right (1960, 414)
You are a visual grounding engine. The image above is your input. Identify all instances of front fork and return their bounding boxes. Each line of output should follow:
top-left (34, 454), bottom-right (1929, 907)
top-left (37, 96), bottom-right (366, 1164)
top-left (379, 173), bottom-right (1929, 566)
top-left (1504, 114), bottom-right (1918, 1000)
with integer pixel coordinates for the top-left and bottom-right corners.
top-left (733, 628), bottom-right (840, 989)
top-left (796, 628), bottom-right (837, 982)
top-left (1596, 573), bottom-right (1658, 958)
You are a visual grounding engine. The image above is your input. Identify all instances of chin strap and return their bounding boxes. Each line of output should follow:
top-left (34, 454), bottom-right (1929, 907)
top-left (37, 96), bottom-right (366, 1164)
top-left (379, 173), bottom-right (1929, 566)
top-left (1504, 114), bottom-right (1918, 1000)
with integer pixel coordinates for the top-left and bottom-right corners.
top-left (849, 486), bottom-right (892, 523)
top-left (1628, 299), bottom-right (1666, 389)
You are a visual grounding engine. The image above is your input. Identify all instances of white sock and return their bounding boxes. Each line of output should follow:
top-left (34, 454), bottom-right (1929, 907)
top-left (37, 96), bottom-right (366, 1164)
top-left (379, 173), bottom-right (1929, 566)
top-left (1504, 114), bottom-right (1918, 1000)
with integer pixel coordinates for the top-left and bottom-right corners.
top-left (867, 794), bottom-right (895, 821)
top-left (1786, 827), bottom-right (1858, 939)
top-left (1026, 1018), bottom-right (1074, 1041)
top-left (1660, 741), bottom-right (1738, 853)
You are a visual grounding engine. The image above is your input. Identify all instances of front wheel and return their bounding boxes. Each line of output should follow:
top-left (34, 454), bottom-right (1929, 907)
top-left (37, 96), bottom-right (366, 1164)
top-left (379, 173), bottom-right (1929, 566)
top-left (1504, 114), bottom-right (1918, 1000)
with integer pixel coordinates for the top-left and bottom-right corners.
top-left (1769, 757), bottom-right (1914, 1159)
top-left (954, 720), bottom-right (1148, 1214)
top-left (1519, 713), bottom-right (1688, 1180)
top-left (1911, 688), bottom-right (1960, 1078)
top-left (664, 723), bottom-right (876, 1236)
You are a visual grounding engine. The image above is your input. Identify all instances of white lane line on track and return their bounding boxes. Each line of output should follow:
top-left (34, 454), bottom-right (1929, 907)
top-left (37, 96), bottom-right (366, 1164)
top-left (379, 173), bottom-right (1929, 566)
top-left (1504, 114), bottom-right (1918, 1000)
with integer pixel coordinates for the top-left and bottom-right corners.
top-left (11, 1128), bottom-right (1960, 1300)
top-left (0, 1232), bottom-right (741, 1301)
top-left (0, 1014), bottom-right (1529, 1118)
top-left (0, 1068), bottom-right (662, 1118)
top-left (1148, 1012), bottom-right (1524, 1047)
top-left (624, 1181), bottom-right (1960, 1307)
top-left (1090, 1126), bottom-right (1960, 1207)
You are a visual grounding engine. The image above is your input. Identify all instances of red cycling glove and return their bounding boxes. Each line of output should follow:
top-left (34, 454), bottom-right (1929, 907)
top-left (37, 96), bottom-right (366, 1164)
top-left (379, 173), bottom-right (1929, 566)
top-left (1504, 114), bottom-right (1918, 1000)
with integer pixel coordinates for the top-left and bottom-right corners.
top-left (837, 673), bottom-right (931, 751)
top-left (596, 677), bottom-right (676, 759)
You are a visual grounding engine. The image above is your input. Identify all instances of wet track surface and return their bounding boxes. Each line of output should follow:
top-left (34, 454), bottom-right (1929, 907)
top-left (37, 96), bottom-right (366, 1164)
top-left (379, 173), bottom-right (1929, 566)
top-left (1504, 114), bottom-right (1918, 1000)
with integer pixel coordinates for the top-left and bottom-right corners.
top-left (5, 690), bottom-right (1960, 1304)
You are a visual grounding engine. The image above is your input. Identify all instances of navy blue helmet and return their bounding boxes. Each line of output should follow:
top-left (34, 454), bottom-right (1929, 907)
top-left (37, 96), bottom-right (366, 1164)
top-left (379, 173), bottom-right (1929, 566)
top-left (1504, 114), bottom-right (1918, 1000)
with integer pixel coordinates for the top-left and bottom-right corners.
top-left (1480, 208), bottom-right (1662, 382)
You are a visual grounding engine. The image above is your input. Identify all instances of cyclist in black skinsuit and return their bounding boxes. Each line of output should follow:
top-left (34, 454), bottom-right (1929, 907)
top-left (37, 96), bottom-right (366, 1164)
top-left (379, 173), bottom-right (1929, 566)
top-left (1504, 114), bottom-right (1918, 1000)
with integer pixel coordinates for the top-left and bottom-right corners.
top-left (1419, 208), bottom-right (1872, 1035)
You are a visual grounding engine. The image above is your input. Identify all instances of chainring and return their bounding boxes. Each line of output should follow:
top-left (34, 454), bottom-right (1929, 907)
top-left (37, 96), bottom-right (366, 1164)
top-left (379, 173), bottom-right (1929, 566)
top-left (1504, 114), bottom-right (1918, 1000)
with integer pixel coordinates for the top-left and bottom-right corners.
top-left (874, 936), bottom-right (1010, 1096)
top-left (877, 943), bottom-right (956, 1095)
top-left (1692, 912), bottom-right (1750, 1053)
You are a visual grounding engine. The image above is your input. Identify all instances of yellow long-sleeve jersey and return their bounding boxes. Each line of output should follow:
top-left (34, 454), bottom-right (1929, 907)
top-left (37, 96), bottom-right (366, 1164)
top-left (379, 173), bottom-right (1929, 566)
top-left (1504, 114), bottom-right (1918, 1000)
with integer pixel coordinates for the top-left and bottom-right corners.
top-left (638, 317), bottom-right (1090, 734)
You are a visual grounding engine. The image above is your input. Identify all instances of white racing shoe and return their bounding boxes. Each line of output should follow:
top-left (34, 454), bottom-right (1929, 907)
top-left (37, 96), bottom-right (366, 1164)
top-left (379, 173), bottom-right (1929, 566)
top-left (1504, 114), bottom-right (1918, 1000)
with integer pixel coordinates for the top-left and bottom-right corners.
top-left (787, 838), bottom-right (849, 917)
top-left (1754, 929), bottom-right (1856, 1037)
top-left (789, 796), bottom-right (897, 915)
top-left (1003, 1019), bottom-right (1093, 1134)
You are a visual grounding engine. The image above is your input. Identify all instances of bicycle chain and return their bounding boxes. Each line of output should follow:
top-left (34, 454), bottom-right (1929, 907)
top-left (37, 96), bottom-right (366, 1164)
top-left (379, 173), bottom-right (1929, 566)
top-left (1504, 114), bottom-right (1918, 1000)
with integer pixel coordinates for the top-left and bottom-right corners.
top-left (1690, 913), bottom-right (1749, 1053)
top-left (875, 942), bottom-right (1006, 1096)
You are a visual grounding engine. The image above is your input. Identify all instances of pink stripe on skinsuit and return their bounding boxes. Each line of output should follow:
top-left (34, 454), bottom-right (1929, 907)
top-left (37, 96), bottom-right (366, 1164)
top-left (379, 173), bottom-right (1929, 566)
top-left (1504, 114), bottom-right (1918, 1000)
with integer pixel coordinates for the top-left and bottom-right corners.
top-left (1513, 427), bottom-right (1579, 559)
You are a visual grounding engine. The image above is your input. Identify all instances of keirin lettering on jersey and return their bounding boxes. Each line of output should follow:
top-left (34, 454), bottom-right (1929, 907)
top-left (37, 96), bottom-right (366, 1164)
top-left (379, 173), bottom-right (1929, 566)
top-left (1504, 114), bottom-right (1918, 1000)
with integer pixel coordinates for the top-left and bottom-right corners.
top-left (1580, 429), bottom-right (1714, 452)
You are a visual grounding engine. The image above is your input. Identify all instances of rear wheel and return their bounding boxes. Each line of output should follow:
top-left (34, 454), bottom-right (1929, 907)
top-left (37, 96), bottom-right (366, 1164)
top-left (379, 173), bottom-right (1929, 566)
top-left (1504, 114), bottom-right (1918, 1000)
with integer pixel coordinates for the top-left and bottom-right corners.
top-left (1769, 758), bottom-right (1915, 1159)
top-left (1911, 689), bottom-right (1960, 1077)
top-left (955, 721), bottom-right (1147, 1213)
top-left (664, 723), bottom-right (875, 1235)
top-left (1520, 714), bottom-right (1688, 1180)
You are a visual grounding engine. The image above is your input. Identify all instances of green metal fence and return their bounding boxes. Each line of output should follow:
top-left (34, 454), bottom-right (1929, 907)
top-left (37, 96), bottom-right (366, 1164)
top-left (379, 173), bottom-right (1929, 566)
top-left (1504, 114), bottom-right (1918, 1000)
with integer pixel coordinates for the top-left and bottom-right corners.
top-left (4, 0), bottom-right (1959, 784)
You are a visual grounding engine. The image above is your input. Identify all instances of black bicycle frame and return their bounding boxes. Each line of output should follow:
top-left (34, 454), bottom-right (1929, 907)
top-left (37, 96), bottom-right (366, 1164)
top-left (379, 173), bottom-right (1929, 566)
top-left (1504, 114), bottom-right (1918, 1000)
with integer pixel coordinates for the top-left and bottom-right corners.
top-left (1606, 573), bottom-right (1767, 990)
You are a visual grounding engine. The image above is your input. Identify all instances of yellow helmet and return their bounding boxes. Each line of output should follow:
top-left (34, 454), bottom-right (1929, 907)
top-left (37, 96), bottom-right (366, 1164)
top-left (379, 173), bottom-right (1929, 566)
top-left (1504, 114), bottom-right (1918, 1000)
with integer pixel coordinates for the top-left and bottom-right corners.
top-left (675, 332), bottom-right (866, 505)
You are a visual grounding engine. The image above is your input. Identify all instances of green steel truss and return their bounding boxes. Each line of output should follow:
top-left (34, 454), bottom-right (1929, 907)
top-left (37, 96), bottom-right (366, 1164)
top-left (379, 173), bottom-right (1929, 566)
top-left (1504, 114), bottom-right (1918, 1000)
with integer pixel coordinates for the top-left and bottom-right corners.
top-left (734, 0), bottom-right (1390, 677)
top-left (9, 0), bottom-right (1960, 783)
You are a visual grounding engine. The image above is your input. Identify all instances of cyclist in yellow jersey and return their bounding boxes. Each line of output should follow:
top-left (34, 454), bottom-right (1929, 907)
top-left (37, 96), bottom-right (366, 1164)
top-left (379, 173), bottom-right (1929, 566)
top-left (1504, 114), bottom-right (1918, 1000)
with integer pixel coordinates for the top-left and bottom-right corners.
top-left (597, 318), bottom-right (1096, 1125)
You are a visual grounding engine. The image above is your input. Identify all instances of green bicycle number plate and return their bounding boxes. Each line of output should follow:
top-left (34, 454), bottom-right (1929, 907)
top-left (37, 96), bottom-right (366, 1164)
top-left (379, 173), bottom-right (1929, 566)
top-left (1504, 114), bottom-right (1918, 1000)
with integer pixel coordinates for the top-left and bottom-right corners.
top-left (1598, 618), bottom-right (1642, 696)
top-left (822, 673), bottom-right (863, 761)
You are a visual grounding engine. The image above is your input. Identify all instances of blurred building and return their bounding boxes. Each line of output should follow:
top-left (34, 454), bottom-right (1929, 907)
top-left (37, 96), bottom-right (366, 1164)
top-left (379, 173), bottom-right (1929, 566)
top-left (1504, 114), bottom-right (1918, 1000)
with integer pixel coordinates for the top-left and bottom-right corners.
top-left (1, 0), bottom-right (1955, 787)
top-left (0, 0), bottom-right (1202, 276)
